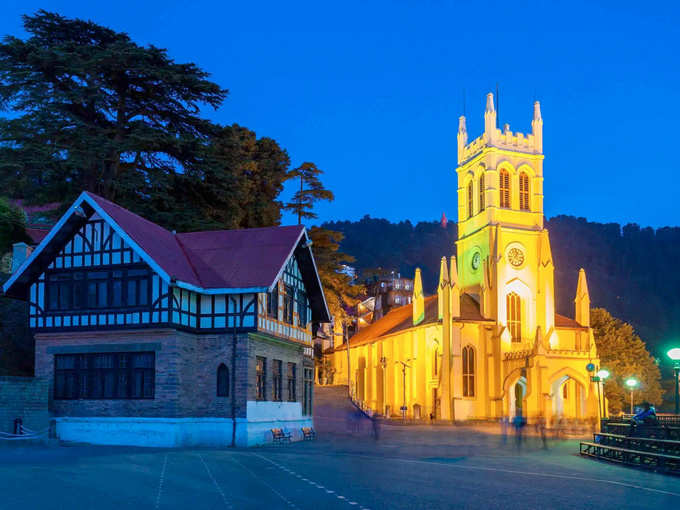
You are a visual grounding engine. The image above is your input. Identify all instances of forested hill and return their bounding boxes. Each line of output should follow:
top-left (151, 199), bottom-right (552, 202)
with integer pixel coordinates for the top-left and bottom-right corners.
top-left (322, 215), bottom-right (680, 356)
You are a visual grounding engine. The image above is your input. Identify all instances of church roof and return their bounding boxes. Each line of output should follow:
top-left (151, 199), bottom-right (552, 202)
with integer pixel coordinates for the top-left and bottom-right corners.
top-left (554, 313), bottom-right (588, 330)
top-left (330, 294), bottom-right (587, 352)
top-left (332, 292), bottom-right (491, 351)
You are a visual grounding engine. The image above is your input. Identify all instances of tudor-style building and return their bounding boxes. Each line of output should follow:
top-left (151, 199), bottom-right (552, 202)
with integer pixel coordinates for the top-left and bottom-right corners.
top-left (3, 191), bottom-right (329, 447)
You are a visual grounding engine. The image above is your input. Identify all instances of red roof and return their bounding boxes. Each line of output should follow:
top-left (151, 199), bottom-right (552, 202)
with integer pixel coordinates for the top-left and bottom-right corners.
top-left (86, 192), bottom-right (305, 291)
top-left (25, 228), bottom-right (50, 244)
top-left (555, 313), bottom-right (587, 329)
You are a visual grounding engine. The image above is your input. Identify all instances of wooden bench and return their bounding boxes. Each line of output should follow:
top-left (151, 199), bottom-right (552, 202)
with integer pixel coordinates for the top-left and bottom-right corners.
top-left (301, 427), bottom-right (316, 441)
top-left (580, 441), bottom-right (680, 474)
top-left (271, 428), bottom-right (291, 445)
top-left (594, 432), bottom-right (680, 457)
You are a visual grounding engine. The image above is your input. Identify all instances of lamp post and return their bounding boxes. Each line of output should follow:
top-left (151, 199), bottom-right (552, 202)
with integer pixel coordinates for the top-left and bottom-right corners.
top-left (596, 369), bottom-right (610, 419)
top-left (668, 348), bottom-right (680, 415)
top-left (395, 358), bottom-right (414, 422)
top-left (379, 356), bottom-right (387, 416)
top-left (625, 378), bottom-right (639, 415)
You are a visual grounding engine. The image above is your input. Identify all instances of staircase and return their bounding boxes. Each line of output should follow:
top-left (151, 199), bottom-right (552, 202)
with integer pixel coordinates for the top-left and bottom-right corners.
top-left (313, 385), bottom-right (375, 437)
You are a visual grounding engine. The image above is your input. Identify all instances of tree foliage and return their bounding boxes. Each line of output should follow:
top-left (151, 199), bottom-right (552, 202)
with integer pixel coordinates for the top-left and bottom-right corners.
top-left (308, 226), bottom-right (362, 321)
top-left (591, 308), bottom-right (662, 414)
top-left (284, 162), bottom-right (334, 224)
top-left (0, 197), bottom-right (29, 255)
top-left (0, 10), bottom-right (226, 218)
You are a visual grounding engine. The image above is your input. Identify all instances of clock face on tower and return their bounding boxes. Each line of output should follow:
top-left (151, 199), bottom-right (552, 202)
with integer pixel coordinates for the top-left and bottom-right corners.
top-left (508, 247), bottom-right (525, 267)
top-left (471, 252), bottom-right (481, 271)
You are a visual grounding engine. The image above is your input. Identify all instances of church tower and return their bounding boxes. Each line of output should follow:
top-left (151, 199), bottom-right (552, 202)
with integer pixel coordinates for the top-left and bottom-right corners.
top-left (455, 93), bottom-right (555, 348)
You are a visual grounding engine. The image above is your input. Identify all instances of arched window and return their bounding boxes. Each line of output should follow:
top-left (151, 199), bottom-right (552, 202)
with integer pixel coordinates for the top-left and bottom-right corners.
top-left (562, 382), bottom-right (568, 399)
top-left (478, 174), bottom-right (485, 211)
top-left (519, 172), bottom-right (529, 211)
top-left (433, 348), bottom-right (438, 376)
top-left (506, 292), bottom-right (522, 342)
top-left (462, 345), bottom-right (475, 397)
top-left (217, 363), bottom-right (229, 397)
top-left (467, 180), bottom-right (474, 218)
top-left (499, 169), bottom-right (510, 208)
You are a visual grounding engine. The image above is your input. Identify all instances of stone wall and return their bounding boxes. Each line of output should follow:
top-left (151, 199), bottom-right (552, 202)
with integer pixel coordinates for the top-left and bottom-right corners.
top-left (0, 376), bottom-right (48, 435)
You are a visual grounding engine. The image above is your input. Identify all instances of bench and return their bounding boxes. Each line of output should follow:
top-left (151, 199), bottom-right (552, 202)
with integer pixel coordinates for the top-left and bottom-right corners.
top-left (301, 427), bottom-right (316, 441)
top-left (594, 432), bottom-right (680, 457)
top-left (580, 441), bottom-right (680, 474)
top-left (271, 428), bottom-right (291, 445)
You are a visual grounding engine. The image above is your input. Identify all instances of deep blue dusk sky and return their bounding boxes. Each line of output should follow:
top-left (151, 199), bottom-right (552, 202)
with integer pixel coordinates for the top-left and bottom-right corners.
top-left (2, 1), bottom-right (679, 228)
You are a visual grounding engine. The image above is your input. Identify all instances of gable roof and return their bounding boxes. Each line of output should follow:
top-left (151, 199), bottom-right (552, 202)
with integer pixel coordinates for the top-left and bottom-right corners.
top-left (3, 191), bottom-right (330, 322)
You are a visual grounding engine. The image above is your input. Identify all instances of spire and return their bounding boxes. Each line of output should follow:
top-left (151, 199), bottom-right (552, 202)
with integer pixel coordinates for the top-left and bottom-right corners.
top-left (441, 212), bottom-right (448, 229)
top-left (457, 115), bottom-right (468, 163)
top-left (437, 256), bottom-right (449, 320)
top-left (449, 255), bottom-right (460, 317)
top-left (485, 92), bottom-right (495, 113)
top-left (449, 255), bottom-right (458, 288)
top-left (484, 92), bottom-right (497, 141)
top-left (574, 268), bottom-right (590, 327)
top-left (412, 267), bottom-right (425, 325)
top-left (531, 100), bottom-right (543, 153)
top-left (533, 100), bottom-right (542, 122)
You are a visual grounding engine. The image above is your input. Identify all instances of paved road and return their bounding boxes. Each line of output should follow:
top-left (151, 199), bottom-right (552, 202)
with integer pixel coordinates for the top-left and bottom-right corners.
top-left (0, 427), bottom-right (678, 509)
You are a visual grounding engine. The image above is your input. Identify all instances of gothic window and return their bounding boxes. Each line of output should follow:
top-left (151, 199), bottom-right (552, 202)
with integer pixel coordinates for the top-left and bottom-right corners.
top-left (479, 174), bottom-right (485, 211)
top-left (562, 382), bottom-right (568, 399)
top-left (462, 345), bottom-right (475, 397)
top-left (506, 292), bottom-right (522, 342)
top-left (519, 172), bottom-right (530, 210)
top-left (217, 363), bottom-right (229, 397)
top-left (467, 180), bottom-right (474, 218)
top-left (433, 348), bottom-right (438, 376)
top-left (499, 169), bottom-right (511, 208)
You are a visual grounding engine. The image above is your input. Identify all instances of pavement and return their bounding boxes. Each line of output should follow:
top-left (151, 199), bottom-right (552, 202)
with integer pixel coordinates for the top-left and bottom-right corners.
top-left (0, 425), bottom-right (678, 509)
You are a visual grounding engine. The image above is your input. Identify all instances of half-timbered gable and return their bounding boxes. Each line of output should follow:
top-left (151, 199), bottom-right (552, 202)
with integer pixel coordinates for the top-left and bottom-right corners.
top-left (5, 192), bottom-right (327, 340)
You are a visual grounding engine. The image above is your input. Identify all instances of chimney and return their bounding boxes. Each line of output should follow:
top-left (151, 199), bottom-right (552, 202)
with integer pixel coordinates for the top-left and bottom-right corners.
top-left (11, 242), bottom-right (32, 274)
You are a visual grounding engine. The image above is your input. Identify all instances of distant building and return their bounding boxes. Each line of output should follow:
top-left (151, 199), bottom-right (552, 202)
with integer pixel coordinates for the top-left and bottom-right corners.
top-left (3, 191), bottom-right (330, 447)
top-left (365, 272), bottom-right (413, 317)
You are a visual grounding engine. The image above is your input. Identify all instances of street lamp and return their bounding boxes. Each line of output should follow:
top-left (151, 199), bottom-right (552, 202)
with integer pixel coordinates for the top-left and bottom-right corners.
top-left (596, 369), bottom-right (610, 418)
top-left (667, 348), bottom-right (680, 415)
top-left (395, 358), bottom-right (415, 422)
top-left (625, 378), bottom-right (639, 415)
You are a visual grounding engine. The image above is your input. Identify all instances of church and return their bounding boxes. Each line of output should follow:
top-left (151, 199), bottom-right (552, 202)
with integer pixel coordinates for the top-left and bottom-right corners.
top-left (325, 94), bottom-right (601, 424)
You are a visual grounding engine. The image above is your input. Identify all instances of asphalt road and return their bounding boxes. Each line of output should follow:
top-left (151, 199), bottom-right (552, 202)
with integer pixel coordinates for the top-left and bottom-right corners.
top-left (0, 427), bottom-right (678, 509)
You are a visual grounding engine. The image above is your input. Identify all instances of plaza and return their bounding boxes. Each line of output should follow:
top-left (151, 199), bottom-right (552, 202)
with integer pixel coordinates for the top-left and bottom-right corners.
top-left (1, 425), bottom-right (678, 509)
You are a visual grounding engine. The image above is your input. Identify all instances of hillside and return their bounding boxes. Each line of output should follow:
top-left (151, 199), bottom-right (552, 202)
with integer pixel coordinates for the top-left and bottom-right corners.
top-left (322, 215), bottom-right (680, 357)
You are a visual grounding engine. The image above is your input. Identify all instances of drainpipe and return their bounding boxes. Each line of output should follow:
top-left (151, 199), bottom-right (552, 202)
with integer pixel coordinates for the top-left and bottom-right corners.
top-left (231, 297), bottom-right (238, 447)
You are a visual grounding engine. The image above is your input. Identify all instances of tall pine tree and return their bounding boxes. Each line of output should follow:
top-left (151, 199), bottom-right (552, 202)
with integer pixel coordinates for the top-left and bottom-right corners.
top-left (0, 10), bottom-right (226, 217)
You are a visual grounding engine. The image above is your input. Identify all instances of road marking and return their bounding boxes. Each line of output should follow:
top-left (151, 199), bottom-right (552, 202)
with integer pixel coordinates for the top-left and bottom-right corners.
top-left (198, 453), bottom-right (233, 508)
top-left (254, 453), bottom-right (371, 510)
top-left (233, 455), bottom-right (298, 509)
top-left (328, 452), bottom-right (680, 498)
top-left (155, 453), bottom-right (168, 510)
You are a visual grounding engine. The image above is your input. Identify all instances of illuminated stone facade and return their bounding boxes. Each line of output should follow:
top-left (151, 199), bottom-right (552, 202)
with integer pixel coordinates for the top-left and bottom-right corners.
top-left (325, 94), bottom-right (601, 423)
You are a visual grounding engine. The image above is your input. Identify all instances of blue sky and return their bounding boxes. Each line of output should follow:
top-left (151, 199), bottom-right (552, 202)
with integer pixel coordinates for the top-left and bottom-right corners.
top-left (2, 1), bottom-right (679, 228)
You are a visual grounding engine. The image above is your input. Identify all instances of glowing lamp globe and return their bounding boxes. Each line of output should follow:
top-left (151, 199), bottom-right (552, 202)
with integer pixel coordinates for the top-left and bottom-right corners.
top-left (596, 369), bottom-right (610, 380)
top-left (625, 378), bottom-right (638, 388)
top-left (668, 348), bottom-right (680, 362)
